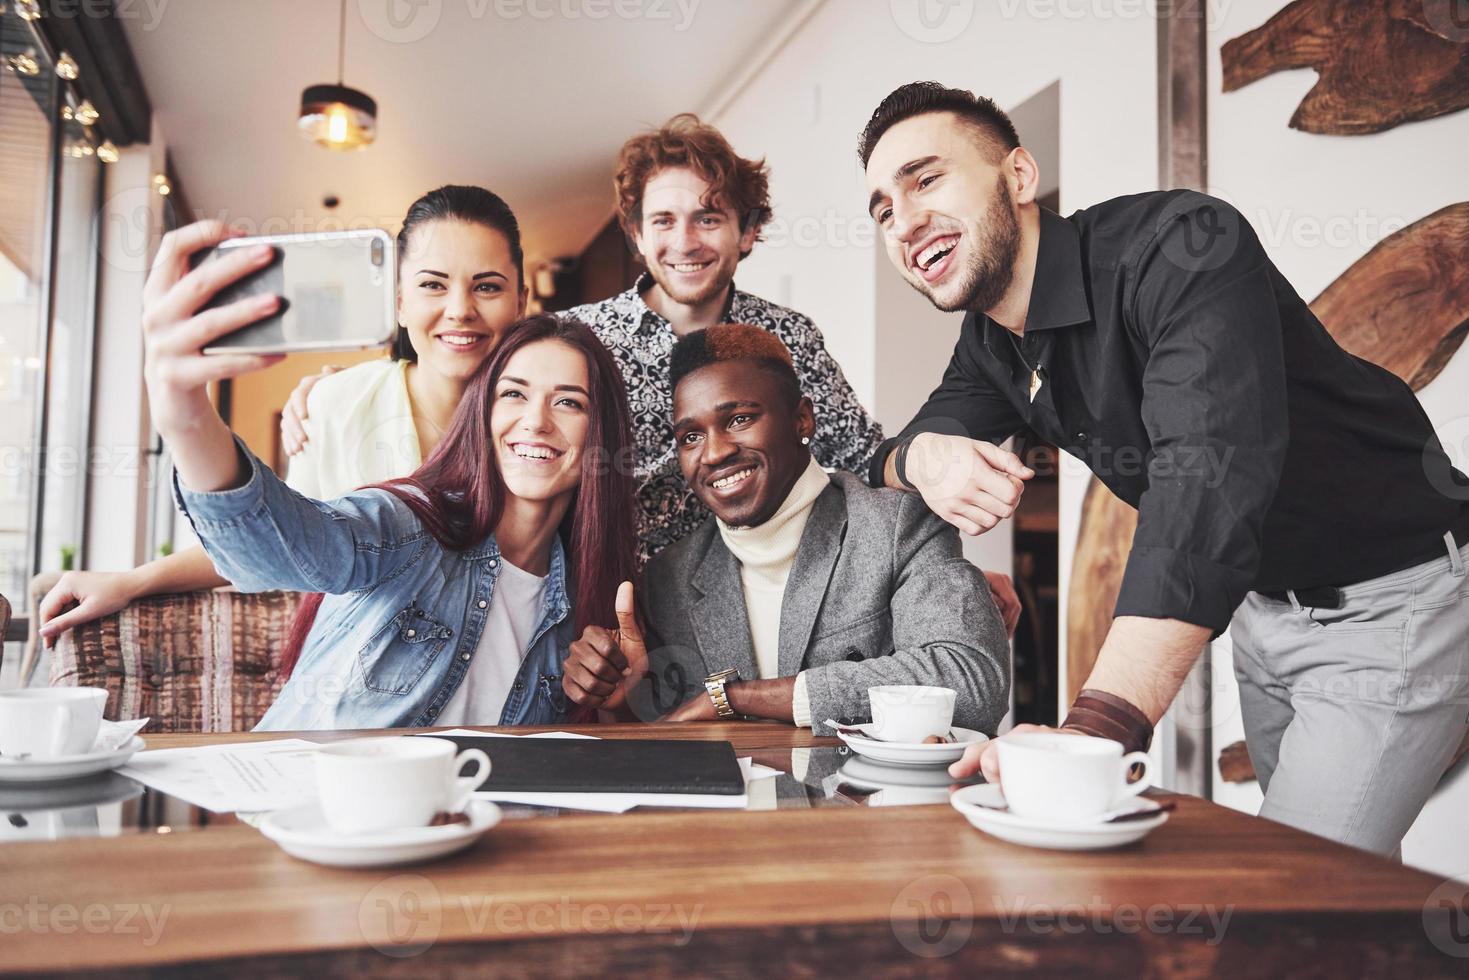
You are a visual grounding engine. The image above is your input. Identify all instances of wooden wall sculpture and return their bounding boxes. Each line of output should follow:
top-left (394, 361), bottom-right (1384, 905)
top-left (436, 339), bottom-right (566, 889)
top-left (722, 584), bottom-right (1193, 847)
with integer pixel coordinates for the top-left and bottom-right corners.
top-left (1221, 0), bottom-right (1469, 135)
top-left (1066, 203), bottom-right (1469, 700)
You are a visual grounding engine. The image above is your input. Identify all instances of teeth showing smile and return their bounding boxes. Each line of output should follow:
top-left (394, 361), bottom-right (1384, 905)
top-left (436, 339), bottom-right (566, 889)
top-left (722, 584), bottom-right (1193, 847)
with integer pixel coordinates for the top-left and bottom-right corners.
top-left (710, 468), bottom-right (755, 490)
top-left (512, 444), bottom-right (562, 460)
top-left (915, 236), bottom-right (959, 271)
top-left (670, 261), bottom-right (711, 273)
top-left (438, 333), bottom-right (483, 347)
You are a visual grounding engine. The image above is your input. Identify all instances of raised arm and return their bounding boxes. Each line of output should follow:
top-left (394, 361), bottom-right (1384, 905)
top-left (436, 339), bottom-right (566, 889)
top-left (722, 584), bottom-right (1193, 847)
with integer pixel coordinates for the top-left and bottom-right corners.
top-left (142, 221), bottom-right (286, 492)
top-left (142, 220), bottom-right (423, 597)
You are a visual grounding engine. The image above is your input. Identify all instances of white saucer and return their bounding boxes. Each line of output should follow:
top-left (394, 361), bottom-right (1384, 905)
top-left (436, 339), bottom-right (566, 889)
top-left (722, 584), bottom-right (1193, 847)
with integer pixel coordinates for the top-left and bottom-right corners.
top-left (838, 757), bottom-right (960, 806)
top-left (0, 771), bottom-right (144, 812)
top-left (950, 784), bottom-right (1168, 850)
top-left (833, 724), bottom-right (988, 766)
top-left (260, 800), bottom-right (502, 868)
top-left (0, 736), bottom-right (146, 784)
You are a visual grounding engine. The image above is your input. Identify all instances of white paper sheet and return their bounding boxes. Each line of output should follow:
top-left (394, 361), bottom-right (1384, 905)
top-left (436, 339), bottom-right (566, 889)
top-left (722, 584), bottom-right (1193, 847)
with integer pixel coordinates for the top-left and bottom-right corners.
top-left (118, 739), bottom-right (321, 814)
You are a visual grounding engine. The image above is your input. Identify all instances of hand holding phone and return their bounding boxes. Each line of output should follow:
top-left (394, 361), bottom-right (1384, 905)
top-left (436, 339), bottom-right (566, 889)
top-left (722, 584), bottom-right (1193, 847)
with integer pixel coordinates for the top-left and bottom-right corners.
top-left (141, 221), bottom-right (289, 490)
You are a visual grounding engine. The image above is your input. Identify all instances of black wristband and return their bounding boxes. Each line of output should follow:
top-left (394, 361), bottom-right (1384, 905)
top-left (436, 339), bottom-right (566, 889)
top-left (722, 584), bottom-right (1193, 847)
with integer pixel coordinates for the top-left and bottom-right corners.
top-left (894, 435), bottom-right (919, 491)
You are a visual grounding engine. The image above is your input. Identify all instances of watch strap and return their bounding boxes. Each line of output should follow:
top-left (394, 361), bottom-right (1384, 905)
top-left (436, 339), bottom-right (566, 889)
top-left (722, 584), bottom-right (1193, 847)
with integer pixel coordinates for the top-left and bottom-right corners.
top-left (705, 670), bottom-right (739, 719)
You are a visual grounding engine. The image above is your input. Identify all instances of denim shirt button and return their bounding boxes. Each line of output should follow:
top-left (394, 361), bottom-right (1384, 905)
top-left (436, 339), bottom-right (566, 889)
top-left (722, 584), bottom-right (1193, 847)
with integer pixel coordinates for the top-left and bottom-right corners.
top-left (406, 629), bottom-right (416, 638)
top-left (514, 682), bottom-right (524, 692)
top-left (478, 600), bottom-right (488, 609)
top-left (489, 559), bottom-right (498, 568)
top-left (461, 652), bottom-right (471, 662)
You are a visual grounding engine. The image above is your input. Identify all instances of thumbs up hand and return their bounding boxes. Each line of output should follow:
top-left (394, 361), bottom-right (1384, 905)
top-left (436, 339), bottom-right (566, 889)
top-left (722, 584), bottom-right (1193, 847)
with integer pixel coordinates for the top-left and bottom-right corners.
top-left (562, 581), bottom-right (647, 711)
top-left (612, 581), bottom-right (649, 686)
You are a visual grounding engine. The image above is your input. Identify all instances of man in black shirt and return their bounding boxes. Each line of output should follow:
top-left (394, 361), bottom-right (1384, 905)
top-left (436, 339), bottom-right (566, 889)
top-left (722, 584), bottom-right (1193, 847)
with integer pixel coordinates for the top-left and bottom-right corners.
top-left (860, 82), bottom-right (1469, 854)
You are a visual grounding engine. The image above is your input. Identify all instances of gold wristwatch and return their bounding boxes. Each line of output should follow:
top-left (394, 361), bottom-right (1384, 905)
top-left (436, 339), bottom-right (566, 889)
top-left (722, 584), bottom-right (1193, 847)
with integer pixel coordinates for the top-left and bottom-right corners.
top-left (704, 668), bottom-right (741, 719)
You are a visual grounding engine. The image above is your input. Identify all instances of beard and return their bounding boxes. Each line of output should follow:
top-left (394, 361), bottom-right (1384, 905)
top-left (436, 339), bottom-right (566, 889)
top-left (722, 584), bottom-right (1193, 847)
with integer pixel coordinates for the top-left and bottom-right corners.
top-left (919, 173), bottom-right (1022, 314)
top-left (644, 251), bottom-right (737, 307)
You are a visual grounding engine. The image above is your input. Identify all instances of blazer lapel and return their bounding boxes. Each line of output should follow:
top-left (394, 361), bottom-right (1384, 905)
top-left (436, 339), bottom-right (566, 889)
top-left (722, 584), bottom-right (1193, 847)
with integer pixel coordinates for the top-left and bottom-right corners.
top-left (689, 539), bottom-right (758, 681)
top-left (777, 484), bottom-right (847, 678)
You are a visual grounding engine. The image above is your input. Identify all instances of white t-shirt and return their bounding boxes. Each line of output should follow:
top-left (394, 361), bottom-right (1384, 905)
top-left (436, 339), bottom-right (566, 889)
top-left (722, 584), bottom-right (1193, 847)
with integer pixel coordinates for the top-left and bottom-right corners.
top-left (435, 559), bottom-right (548, 726)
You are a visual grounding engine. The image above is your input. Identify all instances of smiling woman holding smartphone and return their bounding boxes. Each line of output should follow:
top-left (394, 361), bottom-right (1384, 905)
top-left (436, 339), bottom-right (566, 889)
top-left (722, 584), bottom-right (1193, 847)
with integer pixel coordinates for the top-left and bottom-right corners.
top-left (134, 215), bottom-right (639, 727)
top-left (39, 186), bottom-right (530, 642)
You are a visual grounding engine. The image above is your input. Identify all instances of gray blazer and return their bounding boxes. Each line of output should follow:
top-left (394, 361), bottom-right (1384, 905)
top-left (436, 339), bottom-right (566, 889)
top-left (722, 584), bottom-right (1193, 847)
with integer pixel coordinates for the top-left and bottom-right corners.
top-left (642, 472), bottom-right (1011, 735)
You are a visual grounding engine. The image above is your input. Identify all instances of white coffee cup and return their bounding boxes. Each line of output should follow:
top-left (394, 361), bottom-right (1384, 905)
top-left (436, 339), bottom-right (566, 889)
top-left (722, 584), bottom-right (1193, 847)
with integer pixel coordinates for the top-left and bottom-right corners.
top-left (996, 732), bottom-right (1151, 821)
top-left (0, 687), bottom-right (108, 759)
top-left (868, 685), bottom-right (956, 743)
top-left (314, 736), bottom-right (491, 834)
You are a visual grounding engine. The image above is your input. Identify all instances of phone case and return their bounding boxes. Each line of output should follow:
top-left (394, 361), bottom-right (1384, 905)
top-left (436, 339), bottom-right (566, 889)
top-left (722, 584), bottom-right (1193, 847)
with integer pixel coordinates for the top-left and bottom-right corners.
top-left (198, 229), bottom-right (396, 354)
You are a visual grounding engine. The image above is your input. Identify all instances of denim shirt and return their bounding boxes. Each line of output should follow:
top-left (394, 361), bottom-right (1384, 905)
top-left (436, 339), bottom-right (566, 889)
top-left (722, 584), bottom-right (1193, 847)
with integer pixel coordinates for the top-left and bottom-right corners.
top-left (173, 440), bottom-right (575, 731)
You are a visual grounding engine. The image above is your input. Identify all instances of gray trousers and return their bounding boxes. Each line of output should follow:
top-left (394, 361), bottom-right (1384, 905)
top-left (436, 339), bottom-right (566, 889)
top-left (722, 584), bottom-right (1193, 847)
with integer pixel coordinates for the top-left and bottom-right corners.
top-left (1231, 533), bottom-right (1469, 855)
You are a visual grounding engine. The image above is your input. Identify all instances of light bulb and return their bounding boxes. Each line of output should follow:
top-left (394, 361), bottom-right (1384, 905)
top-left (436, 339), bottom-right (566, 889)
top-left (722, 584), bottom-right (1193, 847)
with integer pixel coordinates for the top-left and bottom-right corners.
top-left (327, 105), bottom-right (349, 144)
top-left (7, 51), bottom-right (39, 76)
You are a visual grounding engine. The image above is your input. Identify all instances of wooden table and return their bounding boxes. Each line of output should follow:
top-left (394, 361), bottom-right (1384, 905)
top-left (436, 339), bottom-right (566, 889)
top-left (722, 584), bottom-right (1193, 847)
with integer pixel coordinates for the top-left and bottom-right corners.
top-left (2, 723), bottom-right (1462, 977)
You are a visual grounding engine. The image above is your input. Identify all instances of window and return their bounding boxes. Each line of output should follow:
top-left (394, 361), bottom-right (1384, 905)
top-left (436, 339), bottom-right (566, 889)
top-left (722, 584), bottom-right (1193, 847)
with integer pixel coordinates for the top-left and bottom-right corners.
top-left (0, 7), bottom-right (104, 683)
top-left (0, 10), bottom-right (60, 617)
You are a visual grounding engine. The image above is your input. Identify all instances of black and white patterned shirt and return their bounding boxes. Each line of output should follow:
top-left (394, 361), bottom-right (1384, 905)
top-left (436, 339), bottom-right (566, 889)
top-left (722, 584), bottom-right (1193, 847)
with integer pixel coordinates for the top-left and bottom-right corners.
top-left (565, 275), bottom-right (885, 562)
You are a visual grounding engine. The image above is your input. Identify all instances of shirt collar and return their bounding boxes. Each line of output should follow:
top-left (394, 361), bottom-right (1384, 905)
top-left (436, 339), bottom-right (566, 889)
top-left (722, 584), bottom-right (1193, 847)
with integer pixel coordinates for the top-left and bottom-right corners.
top-left (1020, 207), bottom-right (1092, 332)
top-left (632, 272), bottom-right (740, 331)
top-left (464, 534), bottom-right (570, 614)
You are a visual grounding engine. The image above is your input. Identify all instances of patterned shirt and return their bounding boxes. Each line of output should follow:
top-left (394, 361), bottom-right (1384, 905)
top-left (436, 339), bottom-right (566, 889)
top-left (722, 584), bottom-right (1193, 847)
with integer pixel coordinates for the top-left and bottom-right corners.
top-left (564, 275), bottom-right (885, 562)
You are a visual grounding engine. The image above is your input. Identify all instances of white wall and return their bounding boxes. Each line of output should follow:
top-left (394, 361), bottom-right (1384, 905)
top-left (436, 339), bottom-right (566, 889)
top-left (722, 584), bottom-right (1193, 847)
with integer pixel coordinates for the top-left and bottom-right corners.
top-left (1205, 0), bottom-right (1469, 880)
top-left (710, 0), bottom-right (1159, 412)
top-left (86, 119), bottom-right (170, 572)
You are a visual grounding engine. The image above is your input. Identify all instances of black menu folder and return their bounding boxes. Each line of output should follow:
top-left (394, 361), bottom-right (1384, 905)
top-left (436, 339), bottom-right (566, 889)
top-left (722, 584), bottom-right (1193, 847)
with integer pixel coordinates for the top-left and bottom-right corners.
top-left (417, 735), bottom-right (746, 796)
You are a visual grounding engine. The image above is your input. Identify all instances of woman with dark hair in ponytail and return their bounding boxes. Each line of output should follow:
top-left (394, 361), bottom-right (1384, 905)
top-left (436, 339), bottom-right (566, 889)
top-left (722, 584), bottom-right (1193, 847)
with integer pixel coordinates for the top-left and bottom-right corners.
top-left (136, 217), bottom-right (639, 727)
top-left (39, 186), bottom-right (534, 642)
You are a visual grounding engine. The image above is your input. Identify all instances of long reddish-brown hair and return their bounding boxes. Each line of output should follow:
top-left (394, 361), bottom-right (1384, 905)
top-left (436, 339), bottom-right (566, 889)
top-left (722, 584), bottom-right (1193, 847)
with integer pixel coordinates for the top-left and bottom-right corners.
top-left (279, 315), bottom-right (639, 681)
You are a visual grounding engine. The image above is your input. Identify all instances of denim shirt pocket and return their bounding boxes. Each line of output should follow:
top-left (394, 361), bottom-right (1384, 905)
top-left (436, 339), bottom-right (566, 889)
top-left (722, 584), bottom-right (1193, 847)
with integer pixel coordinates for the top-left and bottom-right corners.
top-left (356, 601), bottom-right (455, 695)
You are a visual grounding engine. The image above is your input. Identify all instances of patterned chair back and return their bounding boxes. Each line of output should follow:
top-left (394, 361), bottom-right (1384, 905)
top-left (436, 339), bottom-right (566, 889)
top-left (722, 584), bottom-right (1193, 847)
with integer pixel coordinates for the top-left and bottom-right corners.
top-left (49, 590), bottom-right (304, 733)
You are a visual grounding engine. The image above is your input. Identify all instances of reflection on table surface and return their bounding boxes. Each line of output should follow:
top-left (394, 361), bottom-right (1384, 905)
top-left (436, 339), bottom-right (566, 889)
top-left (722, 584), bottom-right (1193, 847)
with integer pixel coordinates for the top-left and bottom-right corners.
top-left (0, 745), bottom-right (983, 843)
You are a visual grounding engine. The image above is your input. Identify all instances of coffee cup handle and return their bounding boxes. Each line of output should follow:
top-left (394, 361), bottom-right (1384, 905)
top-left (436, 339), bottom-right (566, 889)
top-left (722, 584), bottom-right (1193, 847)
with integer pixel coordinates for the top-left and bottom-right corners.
top-left (449, 748), bottom-right (491, 812)
top-left (1120, 751), bottom-right (1152, 797)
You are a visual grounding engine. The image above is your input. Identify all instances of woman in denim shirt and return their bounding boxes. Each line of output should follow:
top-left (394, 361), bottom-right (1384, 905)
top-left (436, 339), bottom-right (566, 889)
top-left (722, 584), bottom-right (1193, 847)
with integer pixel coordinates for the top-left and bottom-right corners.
top-left (40, 185), bottom-right (534, 643)
top-left (139, 224), bottom-right (640, 729)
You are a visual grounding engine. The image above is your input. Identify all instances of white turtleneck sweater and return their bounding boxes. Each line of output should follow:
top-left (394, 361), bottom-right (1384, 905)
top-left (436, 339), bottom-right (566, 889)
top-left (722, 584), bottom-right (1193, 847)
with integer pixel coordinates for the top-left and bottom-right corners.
top-left (716, 454), bottom-right (830, 728)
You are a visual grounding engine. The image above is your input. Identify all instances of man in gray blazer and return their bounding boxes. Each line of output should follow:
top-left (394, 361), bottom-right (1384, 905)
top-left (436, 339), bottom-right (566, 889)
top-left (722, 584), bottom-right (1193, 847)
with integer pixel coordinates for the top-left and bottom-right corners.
top-left (562, 324), bottom-right (1011, 735)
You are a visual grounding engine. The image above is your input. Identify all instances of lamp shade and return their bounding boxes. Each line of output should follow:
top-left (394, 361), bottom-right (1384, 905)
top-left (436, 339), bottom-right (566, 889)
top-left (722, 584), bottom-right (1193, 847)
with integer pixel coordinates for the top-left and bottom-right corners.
top-left (298, 84), bottom-right (377, 151)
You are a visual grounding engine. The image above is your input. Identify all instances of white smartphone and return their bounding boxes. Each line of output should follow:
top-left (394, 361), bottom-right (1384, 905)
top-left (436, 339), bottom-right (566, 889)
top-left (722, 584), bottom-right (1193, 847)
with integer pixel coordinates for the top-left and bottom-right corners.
top-left (197, 229), bottom-right (396, 354)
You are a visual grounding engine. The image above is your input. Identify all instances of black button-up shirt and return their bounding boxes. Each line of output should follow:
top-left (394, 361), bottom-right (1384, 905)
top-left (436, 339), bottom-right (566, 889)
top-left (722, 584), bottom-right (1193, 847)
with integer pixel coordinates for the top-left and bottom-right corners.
top-left (871, 191), bottom-right (1469, 633)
